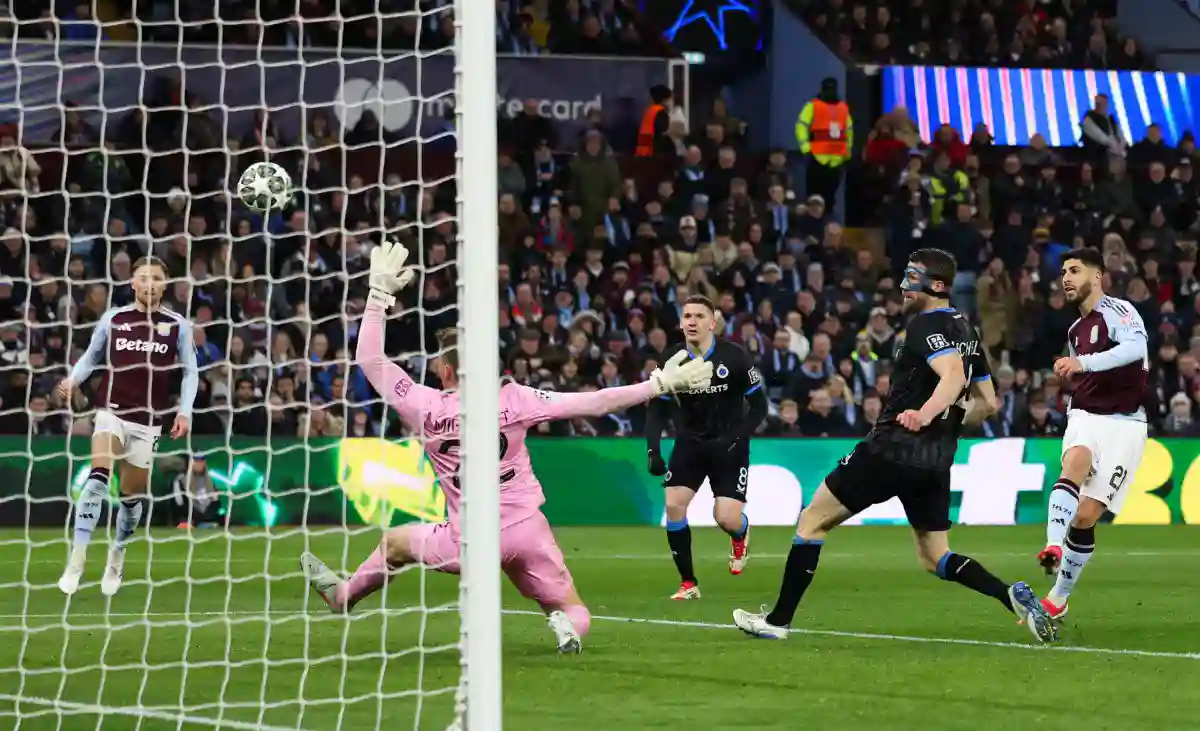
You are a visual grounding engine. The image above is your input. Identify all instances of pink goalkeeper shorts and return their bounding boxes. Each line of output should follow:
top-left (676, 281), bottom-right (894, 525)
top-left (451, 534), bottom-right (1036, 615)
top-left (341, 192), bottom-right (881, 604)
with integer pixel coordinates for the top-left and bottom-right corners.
top-left (407, 511), bottom-right (575, 606)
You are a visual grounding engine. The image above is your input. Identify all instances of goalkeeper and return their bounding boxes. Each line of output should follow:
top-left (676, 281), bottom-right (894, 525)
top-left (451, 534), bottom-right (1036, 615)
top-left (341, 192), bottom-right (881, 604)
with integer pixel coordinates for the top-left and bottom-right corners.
top-left (301, 239), bottom-right (714, 654)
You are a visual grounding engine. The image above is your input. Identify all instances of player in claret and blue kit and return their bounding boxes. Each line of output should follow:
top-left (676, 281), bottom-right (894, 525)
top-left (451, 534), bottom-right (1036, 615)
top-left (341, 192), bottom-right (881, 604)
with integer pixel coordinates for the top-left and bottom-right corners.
top-left (1035, 248), bottom-right (1149, 623)
top-left (300, 240), bottom-right (713, 653)
top-left (733, 248), bottom-right (1059, 644)
top-left (56, 256), bottom-right (199, 597)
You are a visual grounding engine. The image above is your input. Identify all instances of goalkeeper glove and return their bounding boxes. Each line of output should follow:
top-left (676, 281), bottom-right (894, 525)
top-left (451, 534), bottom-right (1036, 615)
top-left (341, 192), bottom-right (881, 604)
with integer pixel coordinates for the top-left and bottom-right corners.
top-left (648, 351), bottom-right (713, 397)
top-left (647, 450), bottom-right (668, 477)
top-left (368, 238), bottom-right (416, 308)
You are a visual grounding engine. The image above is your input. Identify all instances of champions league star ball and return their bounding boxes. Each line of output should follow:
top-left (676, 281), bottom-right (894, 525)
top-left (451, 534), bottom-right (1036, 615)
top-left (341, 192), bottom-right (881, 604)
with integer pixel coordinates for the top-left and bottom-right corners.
top-left (238, 162), bottom-right (293, 213)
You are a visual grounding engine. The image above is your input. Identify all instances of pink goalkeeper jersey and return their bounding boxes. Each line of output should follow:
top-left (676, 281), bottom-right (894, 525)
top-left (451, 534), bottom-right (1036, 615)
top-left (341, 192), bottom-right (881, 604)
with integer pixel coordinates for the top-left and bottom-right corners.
top-left (356, 302), bottom-right (655, 530)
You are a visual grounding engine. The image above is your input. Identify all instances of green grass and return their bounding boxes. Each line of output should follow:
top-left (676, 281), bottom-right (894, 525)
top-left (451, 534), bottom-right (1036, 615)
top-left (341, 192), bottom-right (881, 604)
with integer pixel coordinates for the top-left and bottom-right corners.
top-left (1, 525), bottom-right (1199, 730)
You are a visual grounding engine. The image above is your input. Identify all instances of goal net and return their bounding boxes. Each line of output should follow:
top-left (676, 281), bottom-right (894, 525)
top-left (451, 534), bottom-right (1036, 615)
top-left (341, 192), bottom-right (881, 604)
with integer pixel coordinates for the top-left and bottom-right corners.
top-left (0, 1), bottom-right (500, 729)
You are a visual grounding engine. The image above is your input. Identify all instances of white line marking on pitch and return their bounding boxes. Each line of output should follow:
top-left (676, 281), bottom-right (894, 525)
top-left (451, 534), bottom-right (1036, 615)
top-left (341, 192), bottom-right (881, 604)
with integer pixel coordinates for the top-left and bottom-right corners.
top-left (507, 611), bottom-right (1200, 661)
top-left (0, 693), bottom-right (310, 731)
top-left (4, 549), bottom-right (1198, 566)
top-left (0, 608), bottom-right (1196, 662)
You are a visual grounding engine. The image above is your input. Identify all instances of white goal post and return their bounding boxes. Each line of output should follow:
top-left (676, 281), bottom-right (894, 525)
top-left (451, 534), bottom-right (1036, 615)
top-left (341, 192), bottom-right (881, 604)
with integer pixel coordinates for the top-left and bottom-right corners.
top-left (455, 0), bottom-right (503, 729)
top-left (0, 1), bottom-right (501, 729)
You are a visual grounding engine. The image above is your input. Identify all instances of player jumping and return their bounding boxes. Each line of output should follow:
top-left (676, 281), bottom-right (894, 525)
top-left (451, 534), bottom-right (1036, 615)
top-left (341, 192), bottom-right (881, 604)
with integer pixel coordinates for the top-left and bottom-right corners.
top-left (645, 295), bottom-right (767, 599)
top-left (733, 248), bottom-right (1058, 643)
top-left (1035, 248), bottom-right (1148, 622)
top-left (300, 239), bottom-right (713, 653)
top-left (56, 256), bottom-right (198, 596)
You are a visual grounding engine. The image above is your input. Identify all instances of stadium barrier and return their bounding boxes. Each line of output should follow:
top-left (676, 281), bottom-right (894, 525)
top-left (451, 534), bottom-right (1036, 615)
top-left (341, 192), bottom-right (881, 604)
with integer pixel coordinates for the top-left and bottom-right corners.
top-left (4, 437), bottom-right (1199, 527)
top-left (881, 64), bottom-right (1200, 147)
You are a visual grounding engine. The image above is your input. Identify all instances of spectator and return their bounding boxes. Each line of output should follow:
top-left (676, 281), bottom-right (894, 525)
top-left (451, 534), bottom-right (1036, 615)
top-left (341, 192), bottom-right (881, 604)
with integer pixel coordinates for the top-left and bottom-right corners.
top-left (634, 85), bottom-right (673, 159)
top-left (0, 127), bottom-right (40, 196)
top-left (497, 150), bottom-right (527, 199)
top-left (570, 131), bottom-right (621, 230)
top-left (982, 365), bottom-right (1024, 438)
top-left (171, 455), bottom-right (223, 528)
top-left (766, 398), bottom-right (803, 435)
top-left (1013, 394), bottom-right (1065, 437)
top-left (797, 387), bottom-right (851, 436)
top-left (1081, 94), bottom-right (1127, 164)
top-left (796, 78), bottom-right (853, 216)
top-left (231, 377), bottom-right (268, 436)
top-left (1163, 392), bottom-right (1199, 435)
top-left (853, 389), bottom-right (883, 436)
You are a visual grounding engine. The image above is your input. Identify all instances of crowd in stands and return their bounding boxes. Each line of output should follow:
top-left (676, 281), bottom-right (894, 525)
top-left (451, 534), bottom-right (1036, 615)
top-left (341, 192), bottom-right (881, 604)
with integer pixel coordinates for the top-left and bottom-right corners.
top-left (801, 0), bottom-right (1151, 69)
top-left (0, 1), bottom-right (1198, 444)
top-left (1, 0), bottom-right (671, 56)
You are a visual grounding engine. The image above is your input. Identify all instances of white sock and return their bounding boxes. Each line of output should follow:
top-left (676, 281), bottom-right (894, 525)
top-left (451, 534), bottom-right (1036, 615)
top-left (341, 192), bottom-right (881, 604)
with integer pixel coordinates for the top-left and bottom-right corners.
top-left (72, 471), bottom-right (110, 550)
top-left (1048, 524), bottom-right (1095, 605)
top-left (113, 497), bottom-right (147, 554)
top-left (1046, 479), bottom-right (1079, 548)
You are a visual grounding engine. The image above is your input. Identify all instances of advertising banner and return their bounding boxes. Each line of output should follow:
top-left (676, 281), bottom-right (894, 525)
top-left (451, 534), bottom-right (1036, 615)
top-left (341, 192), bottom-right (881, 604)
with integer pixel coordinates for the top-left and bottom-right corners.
top-left (0, 42), bottom-right (667, 144)
top-left (3, 437), bottom-right (1199, 527)
top-left (882, 65), bottom-right (1197, 147)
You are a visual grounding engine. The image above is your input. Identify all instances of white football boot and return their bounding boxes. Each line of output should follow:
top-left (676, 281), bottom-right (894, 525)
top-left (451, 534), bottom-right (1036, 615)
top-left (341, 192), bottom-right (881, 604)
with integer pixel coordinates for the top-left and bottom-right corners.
top-left (100, 549), bottom-right (125, 597)
top-left (547, 610), bottom-right (582, 654)
top-left (57, 545), bottom-right (87, 596)
top-left (732, 606), bottom-right (789, 640)
top-left (301, 552), bottom-right (346, 613)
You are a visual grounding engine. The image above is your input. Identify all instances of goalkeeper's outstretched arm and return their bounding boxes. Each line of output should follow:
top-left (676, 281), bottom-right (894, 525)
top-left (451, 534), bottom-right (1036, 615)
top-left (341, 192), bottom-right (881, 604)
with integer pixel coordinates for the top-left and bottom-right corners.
top-left (358, 238), bottom-right (713, 426)
top-left (356, 300), bottom-right (444, 426)
top-left (517, 352), bottom-right (713, 425)
top-left (521, 381), bottom-right (657, 423)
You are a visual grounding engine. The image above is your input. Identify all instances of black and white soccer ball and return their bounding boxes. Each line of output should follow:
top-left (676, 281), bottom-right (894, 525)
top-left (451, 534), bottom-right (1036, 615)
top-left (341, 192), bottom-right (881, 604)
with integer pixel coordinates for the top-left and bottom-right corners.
top-left (238, 162), bottom-right (293, 213)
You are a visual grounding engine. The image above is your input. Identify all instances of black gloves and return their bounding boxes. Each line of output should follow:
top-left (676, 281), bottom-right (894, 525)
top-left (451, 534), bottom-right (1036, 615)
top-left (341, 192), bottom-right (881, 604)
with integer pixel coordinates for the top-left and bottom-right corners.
top-left (648, 449), bottom-right (668, 476)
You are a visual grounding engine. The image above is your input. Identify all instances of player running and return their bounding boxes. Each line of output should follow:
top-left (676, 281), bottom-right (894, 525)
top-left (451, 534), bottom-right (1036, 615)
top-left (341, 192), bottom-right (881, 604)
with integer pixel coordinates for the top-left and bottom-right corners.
top-left (56, 256), bottom-right (198, 596)
top-left (300, 239), bottom-right (713, 653)
top-left (645, 295), bottom-right (767, 599)
top-left (1035, 247), bottom-right (1148, 622)
top-left (733, 248), bottom-right (1058, 643)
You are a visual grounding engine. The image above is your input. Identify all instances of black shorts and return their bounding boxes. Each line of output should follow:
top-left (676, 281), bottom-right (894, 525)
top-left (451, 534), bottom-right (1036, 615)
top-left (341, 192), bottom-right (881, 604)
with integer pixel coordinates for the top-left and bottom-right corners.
top-left (664, 436), bottom-right (749, 502)
top-left (824, 443), bottom-right (952, 532)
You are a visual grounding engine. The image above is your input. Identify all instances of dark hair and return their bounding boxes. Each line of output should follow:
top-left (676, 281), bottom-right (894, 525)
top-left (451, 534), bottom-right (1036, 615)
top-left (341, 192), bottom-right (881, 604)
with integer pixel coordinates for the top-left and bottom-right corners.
top-left (909, 247), bottom-right (957, 285)
top-left (132, 256), bottom-right (169, 277)
top-left (1062, 247), bottom-right (1105, 272)
top-left (683, 294), bottom-right (716, 312)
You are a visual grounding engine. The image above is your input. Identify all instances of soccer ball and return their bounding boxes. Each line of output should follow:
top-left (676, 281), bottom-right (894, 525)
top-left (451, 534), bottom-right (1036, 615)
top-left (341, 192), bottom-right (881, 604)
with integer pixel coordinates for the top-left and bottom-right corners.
top-left (238, 162), bottom-right (293, 213)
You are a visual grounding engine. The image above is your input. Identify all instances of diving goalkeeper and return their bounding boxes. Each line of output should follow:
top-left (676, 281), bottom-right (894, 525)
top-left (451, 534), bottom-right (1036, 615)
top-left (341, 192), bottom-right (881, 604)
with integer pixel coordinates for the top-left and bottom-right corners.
top-left (301, 239), bottom-right (714, 653)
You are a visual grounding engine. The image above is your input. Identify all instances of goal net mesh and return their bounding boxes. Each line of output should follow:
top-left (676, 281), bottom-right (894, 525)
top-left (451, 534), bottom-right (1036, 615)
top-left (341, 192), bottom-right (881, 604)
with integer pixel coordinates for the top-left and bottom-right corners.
top-left (0, 3), bottom-right (479, 729)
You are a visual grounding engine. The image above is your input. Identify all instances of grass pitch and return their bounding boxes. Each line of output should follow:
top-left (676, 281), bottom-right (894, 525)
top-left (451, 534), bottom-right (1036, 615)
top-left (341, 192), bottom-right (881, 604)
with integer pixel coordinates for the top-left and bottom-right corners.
top-left (1, 525), bottom-right (1198, 730)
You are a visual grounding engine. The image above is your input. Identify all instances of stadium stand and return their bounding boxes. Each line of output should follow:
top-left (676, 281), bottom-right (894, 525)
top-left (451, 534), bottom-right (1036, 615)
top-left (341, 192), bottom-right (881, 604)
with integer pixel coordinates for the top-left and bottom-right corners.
top-left (799, 0), bottom-right (1151, 69)
top-left (2, 0), bottom-right (1198, 455)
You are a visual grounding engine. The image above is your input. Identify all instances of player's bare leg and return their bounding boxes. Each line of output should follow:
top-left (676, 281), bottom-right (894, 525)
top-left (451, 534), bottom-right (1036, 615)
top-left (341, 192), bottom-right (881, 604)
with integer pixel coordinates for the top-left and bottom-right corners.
top-left (664, 486), bottom-right (701, 599)
top-left (301, 525), bottom-right (417, 614)
top-left (714, 497), bottom-right (750, 575)
top-left (59, 430), bottom-right (121, 595)
top-left (102, 462), bottom-right (151, 596)
top-left (1043, 495), bottom-right (1104, 621)
top-left (1040, 446), bottom-right (1089, 577)
top-left (912, 529), bottom-right (1057, 643)
top-left (733, 483), bottom-right (849, 639)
